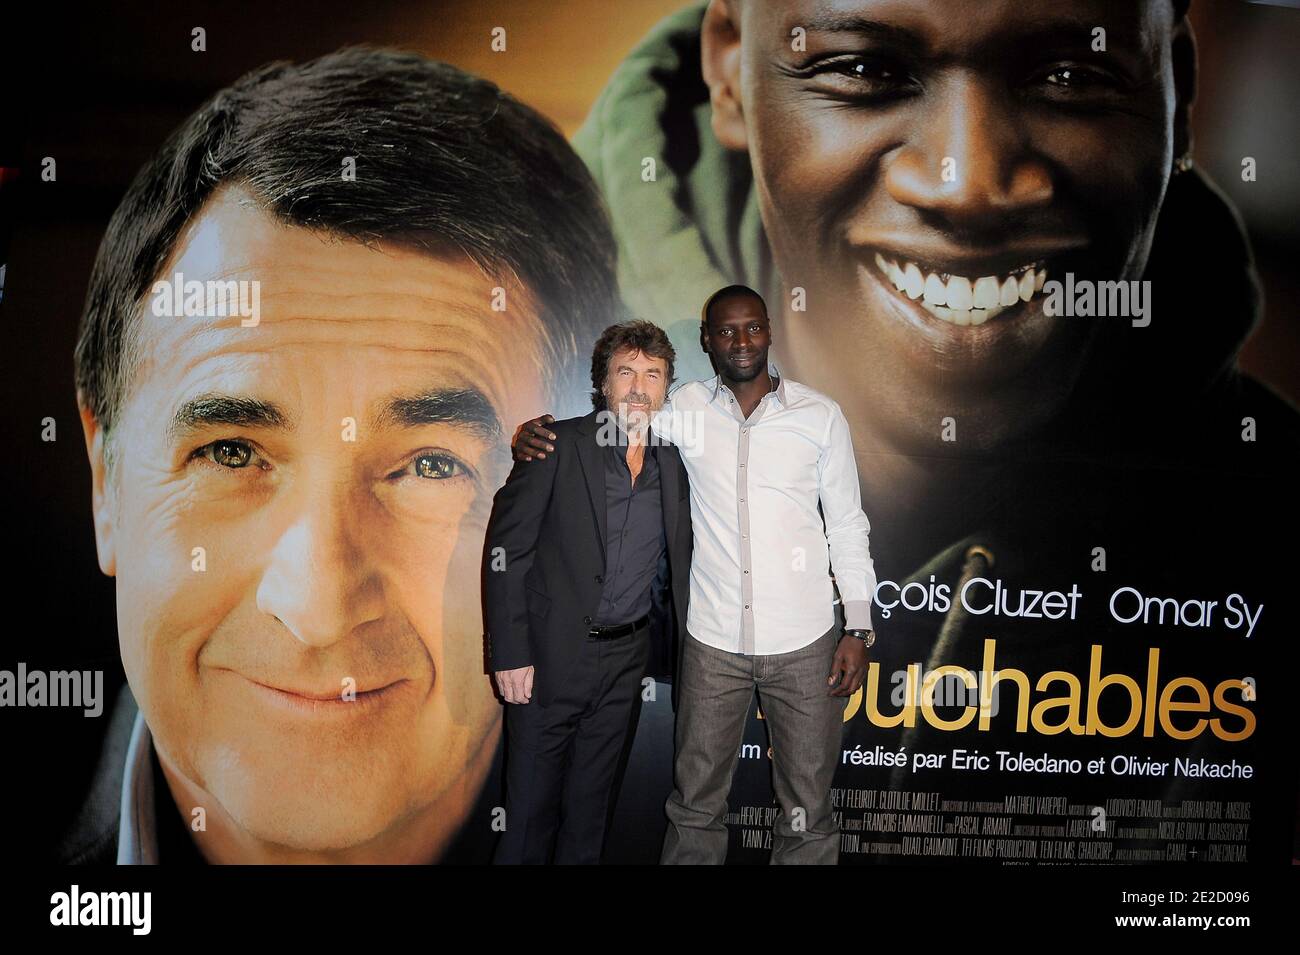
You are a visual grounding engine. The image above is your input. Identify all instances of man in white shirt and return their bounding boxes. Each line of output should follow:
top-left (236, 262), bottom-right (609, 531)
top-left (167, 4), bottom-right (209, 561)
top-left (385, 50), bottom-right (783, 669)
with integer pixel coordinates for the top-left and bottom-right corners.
top-left (512, 285), bottom-right (880, 864)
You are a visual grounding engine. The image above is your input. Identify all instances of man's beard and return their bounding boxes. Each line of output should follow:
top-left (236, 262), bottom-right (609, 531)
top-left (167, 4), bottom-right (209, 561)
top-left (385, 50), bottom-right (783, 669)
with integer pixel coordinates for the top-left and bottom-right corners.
top-left (617, 395), bottom-right (656, 434)
top-left (726, 358), bottom-right (767, 382)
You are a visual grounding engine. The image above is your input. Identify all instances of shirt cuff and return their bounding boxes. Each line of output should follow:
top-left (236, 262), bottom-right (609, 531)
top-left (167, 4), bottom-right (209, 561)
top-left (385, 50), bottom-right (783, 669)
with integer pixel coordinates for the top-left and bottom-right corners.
top-left (844, 600), bottom-right (873, 631)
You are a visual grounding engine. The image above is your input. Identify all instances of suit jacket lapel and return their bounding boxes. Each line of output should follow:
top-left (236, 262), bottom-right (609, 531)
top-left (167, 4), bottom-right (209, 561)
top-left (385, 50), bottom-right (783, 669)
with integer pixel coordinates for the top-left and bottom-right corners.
top-left (575, 410), bottom-right (608, 562)
top-left (655, 431), bottom-right (679, 555)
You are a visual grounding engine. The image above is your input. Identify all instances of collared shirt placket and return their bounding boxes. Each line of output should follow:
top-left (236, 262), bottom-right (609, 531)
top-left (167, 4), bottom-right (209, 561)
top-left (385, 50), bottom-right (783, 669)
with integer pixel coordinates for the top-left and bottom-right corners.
top-left (723, 385), bottom-right (772, 656)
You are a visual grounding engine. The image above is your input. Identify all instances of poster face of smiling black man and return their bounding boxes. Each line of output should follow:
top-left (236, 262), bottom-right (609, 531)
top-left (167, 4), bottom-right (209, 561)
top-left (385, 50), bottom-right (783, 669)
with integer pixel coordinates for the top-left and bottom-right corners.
top-left (7, 0), bottom-right (1298, 868)
top-left (564, 0), bottom-right (1298, 864)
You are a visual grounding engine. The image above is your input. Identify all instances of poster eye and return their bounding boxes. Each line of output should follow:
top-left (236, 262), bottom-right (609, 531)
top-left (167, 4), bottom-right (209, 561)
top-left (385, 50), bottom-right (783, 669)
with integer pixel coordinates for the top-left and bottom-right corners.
top-left (413, 452), bottom-right (462, 480)
top-left (195, 439), bottom-right (261, 470)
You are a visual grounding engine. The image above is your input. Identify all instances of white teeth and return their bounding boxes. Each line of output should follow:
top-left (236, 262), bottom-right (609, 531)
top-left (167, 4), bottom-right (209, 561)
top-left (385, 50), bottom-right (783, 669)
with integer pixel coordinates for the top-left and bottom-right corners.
top-left (1018, 270), bottom-right (1034, 302)
top-left (903, 263), bottom-right (924, 299)
top-left (923, 272), bottom-right (947, 306)
top-left (872, 255), bottom-right (1048, 327)
top-left (972, 276), bottom-right (999, 309)
top-left (999, 276), bottom-right (1019, 307)
top-left (967, 305), bottom-right (1004, 326)
top-left (945, 276), bottom-right (973, 310)
top-left (928, 304), bottom-right (1006, 326)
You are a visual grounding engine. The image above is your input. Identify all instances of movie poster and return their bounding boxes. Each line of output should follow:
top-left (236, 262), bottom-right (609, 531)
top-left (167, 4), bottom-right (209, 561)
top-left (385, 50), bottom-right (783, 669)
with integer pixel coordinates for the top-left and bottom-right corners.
top-left (3, 0), bottom-right (1297, 875)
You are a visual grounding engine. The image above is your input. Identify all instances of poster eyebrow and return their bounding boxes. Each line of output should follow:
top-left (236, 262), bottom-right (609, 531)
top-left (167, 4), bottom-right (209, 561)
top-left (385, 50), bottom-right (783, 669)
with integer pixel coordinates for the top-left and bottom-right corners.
top-left (168, 393), bottom-right (292, 442)
top-left (376, 385), bottom-right (502, 441)
top-left (794, 14), bottom-right (927, 53)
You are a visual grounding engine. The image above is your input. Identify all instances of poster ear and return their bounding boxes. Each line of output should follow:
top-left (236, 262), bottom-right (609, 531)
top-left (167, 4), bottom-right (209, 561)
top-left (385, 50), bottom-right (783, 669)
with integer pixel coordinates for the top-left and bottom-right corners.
top-left (78, 401), bottom-right (117, 577)
top-left (700, 0), bottom-right (749, 151)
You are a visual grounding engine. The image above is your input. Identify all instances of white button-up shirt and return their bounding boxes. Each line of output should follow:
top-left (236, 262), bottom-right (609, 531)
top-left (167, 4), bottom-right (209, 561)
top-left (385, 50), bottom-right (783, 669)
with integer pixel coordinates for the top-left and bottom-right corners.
top-left (651, 361), bottom-right (877, 655)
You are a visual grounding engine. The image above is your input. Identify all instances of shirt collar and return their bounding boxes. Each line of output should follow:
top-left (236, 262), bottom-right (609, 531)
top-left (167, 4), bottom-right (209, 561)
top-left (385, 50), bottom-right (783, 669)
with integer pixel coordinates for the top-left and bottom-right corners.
top-left (605, 431), bottom-right (661, 461)
top-left (710, 359), bottom-right (787, 409)
top-left (117, 709), bottom-right (160, 864)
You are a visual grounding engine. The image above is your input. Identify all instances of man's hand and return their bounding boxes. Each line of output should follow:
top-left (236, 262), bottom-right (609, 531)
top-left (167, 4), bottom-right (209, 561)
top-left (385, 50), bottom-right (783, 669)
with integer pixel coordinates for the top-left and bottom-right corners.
top-left (512, 414), bottom-right (557, 462)
top-left (827, 636), bottom-right (869, 697)
top-left (495, 665), bottom-right (535, 704)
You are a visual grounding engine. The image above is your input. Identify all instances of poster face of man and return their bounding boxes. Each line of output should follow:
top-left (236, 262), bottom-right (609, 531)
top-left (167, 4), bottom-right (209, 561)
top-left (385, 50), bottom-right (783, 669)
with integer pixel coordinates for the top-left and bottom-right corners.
top-left (556, 0), bottom-right (1295, 865)
top-left (705, 0), bottom-right (1181, 457)
top-left (80, 185), bottom-right (546, 861)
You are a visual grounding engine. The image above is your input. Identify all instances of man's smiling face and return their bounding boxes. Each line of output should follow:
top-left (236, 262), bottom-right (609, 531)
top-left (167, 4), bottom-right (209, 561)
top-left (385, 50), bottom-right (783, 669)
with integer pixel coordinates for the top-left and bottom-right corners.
top-left (706, 0), bottom-right (1188, 453)
top-left (603, 346), bottom-right (669, 433)
top-left (702, 292), bottom-right (772, 382)
top-left (81, 185), bottom-right (547, 855)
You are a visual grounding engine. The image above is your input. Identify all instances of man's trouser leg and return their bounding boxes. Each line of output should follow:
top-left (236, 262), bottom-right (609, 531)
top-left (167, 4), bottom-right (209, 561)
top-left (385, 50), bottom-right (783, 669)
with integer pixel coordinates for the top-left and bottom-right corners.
top-left (661, 631), bottom-right (755, 864)
top-left (494, 661), bottom-right (585, 865)
top-left (757, 623), bottom-right (846, 864)
top-left (553, 623), bottom-right (650, 864)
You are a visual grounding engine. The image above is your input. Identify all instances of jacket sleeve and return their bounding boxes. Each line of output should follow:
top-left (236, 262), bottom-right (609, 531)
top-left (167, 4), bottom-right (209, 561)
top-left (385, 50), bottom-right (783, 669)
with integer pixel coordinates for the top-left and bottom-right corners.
top-left (482, 434), bottom-right (560, 672)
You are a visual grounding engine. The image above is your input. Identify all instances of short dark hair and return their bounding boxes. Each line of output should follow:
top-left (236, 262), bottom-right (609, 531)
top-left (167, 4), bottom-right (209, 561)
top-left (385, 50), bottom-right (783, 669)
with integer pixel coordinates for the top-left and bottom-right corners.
top-left (701, 284), bottom-right (767, 328)
top-left (74, 46), bottom-right (620, 450)
top-left (590, 320), bottom-right (676, 411)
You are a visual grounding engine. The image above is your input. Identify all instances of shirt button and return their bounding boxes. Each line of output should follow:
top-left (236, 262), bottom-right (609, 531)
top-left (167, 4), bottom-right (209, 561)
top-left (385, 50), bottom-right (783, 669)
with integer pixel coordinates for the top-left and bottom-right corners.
top-left (583, 616), bottom-right (592, 624)
top-left (744, 605), bottom-right (750, 610)
top-left (595, 574), bottom-right (603, 583)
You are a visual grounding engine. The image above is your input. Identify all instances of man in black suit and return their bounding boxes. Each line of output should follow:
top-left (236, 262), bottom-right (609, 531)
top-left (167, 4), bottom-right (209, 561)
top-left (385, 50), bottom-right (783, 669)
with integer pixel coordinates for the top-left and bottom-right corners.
top-left (484, 320), bottom-right (692, 864)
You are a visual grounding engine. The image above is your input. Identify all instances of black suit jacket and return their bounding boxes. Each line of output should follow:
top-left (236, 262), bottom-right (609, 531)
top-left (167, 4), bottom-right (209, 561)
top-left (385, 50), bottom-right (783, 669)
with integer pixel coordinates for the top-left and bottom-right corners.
top-left (483, 409), bottom-right (692, 708)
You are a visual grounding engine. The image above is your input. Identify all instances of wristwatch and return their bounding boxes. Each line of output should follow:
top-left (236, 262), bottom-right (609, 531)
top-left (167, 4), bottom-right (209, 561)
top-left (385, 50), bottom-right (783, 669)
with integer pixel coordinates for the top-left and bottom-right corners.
top-left (844, 628), bottom-right (876, 648)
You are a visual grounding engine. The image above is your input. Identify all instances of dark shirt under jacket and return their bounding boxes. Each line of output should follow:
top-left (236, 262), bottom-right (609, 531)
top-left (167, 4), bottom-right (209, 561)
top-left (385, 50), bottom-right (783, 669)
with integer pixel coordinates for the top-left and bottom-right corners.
top-left (593, 433), bottom-right (666, 626)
